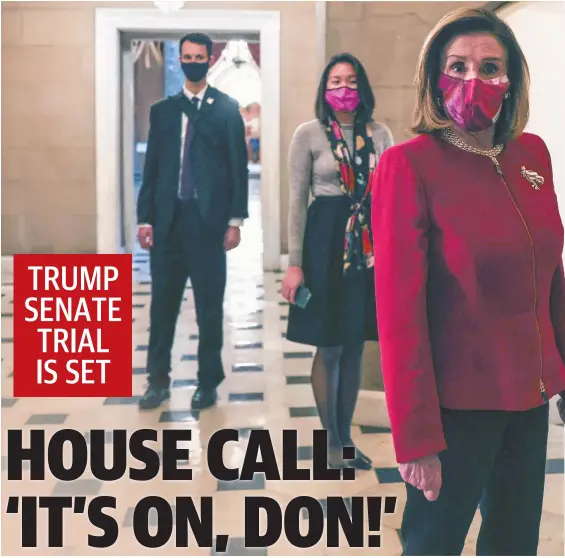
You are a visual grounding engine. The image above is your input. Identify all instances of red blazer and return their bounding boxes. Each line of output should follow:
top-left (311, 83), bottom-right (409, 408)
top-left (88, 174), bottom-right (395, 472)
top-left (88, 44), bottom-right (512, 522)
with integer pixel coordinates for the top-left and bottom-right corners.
top-left (371, 132), bottom-right (565, 464)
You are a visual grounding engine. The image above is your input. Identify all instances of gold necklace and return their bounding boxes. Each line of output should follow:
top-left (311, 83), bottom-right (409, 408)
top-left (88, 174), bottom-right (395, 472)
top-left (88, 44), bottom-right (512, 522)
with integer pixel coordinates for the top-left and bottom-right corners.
top-left (440, 128), bottom-right (504, 175)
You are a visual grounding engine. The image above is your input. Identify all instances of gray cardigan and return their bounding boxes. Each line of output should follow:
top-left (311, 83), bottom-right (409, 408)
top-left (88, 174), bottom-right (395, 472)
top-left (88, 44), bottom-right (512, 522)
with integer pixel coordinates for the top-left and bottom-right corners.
top-left (287, 119), bottom-right (394, 267)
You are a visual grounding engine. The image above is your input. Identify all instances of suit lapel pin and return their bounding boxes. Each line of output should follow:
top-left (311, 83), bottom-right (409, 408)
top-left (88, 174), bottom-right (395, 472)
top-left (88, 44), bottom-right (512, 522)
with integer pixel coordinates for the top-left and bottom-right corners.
top-left (520, 166), bottom-right (544, 191)
top-left (206, 97), bottom-right (215, 105)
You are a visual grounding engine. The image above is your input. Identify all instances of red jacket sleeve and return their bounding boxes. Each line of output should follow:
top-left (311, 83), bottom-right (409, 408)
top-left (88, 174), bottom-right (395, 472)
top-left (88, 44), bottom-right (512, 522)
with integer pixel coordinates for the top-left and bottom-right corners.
top-left (551, 262), bottom-right (565, 369)
top-left (540, 139), bottom-right (565, 371)
top-left (530, 134), bottom-right (565, 372)
top-left (371, 145), bottom-right (447, 464)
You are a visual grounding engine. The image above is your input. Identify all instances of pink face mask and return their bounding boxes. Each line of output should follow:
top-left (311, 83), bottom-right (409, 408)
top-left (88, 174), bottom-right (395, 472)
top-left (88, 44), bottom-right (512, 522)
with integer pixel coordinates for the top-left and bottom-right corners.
top-left (438, 73), bottom-right (510, 132)
top-left (325, 87), bottom-right (360, 113)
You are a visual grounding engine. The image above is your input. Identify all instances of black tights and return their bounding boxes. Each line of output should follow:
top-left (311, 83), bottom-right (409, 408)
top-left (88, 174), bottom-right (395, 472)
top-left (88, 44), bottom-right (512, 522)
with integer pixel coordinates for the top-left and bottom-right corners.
top-left (311, 343), bottom-right (365, 462)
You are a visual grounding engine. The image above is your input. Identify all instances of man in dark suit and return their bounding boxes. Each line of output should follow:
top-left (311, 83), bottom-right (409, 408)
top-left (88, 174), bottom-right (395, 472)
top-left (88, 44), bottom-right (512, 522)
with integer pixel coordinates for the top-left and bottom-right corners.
top-left (136, 32), bottom-right (248, 411)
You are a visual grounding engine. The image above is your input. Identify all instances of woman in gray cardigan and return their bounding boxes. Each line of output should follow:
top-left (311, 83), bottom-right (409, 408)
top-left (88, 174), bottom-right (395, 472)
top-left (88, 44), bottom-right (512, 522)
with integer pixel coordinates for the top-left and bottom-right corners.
top-left (282, 53), bottom-right (393, 469)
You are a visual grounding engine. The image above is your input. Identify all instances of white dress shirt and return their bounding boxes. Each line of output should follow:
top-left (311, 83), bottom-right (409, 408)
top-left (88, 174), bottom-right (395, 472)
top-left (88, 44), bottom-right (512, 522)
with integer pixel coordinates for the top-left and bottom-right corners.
top-left (139, 85), bottom-right (244, 229)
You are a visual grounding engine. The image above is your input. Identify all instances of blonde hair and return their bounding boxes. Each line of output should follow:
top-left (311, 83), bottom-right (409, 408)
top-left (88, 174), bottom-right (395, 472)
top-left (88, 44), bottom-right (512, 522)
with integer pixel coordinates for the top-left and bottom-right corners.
top-left (412, 7), bottom-right (530, 144)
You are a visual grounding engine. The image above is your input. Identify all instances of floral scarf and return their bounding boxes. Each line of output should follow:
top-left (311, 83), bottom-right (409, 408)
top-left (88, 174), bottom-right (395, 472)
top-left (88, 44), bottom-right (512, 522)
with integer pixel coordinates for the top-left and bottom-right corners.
top-left (324, 118), bottom-right (377, 274)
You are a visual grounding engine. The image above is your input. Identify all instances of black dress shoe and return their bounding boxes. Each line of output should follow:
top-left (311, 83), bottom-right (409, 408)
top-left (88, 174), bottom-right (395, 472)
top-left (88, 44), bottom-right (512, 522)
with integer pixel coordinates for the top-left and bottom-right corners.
top-left (327, 459), bottom-right (349, 469)
top-left (327, 447), bottom-right (349, 469)
top-left (344, 445), bottom-right (373, 470)
top-left (349, 455), bottom-right (374, 470)
top-left (139, 385), bottom-right (170, 410)
top-left (191, 387), bottom-right (218, 410)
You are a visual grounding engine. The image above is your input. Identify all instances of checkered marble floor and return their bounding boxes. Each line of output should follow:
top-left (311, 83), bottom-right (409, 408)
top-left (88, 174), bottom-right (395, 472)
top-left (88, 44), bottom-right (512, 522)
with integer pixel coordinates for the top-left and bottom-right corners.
top-left (1, 181), bottom-right (564, 555)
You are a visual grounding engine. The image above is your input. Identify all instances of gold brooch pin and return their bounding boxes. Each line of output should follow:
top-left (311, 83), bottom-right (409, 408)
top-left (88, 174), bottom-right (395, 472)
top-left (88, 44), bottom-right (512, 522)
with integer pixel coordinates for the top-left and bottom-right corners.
top-left (521, 166), bottom-right (544, 191)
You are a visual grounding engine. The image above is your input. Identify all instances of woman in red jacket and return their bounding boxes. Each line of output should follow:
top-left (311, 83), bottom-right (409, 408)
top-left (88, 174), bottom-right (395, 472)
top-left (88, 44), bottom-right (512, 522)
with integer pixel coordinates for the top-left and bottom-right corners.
top-left (371, 7), bottom-right (565, 556)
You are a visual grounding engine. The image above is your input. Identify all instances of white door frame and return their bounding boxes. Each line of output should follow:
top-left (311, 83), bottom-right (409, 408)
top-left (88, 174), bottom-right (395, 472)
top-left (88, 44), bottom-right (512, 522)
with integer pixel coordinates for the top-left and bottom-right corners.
top-left (94, 8), bottom-right (281, 270)
top-left (121, 46), bottom-right (135, 254)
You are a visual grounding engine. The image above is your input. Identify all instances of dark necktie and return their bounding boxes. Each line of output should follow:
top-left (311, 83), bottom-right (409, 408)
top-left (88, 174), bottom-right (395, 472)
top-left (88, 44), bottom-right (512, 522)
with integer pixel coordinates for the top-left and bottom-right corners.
top-left (180, 96), bottom-right (200, 200)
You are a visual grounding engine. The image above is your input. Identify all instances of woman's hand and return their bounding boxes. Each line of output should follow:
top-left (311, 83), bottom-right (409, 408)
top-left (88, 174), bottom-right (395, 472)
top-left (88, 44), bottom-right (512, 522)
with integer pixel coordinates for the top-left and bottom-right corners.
top-left (282, 266), bottom-right (304, 305)
top-left (399, 453), bottom-right (442, 502)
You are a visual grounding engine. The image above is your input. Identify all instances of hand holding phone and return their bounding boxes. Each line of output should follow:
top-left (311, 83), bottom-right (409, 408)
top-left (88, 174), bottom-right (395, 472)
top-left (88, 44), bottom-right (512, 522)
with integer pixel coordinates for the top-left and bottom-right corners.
top-left (282, 266), bottom-right (304, 305)
top-left (294, 285), bottom-right (312, 309)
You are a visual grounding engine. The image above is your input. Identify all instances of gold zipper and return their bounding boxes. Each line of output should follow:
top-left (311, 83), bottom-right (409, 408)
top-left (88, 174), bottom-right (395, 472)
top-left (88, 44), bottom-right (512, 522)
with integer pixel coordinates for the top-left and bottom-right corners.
top-left (494, 163), bottom-right (546, 403)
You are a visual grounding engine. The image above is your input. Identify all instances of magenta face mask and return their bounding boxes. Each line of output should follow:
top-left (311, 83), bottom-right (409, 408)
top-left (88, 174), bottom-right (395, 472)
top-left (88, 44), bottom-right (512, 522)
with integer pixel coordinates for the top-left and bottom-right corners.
top-left (325, 87), bottom-right (360, 113)
top-left (438, 73), bottom-right (510, 132)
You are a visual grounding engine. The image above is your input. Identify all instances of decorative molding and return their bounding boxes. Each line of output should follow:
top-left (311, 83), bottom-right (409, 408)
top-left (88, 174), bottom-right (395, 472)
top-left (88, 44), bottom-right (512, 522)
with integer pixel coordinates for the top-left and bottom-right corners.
top-left (153, 1), bottom-right (186, 14)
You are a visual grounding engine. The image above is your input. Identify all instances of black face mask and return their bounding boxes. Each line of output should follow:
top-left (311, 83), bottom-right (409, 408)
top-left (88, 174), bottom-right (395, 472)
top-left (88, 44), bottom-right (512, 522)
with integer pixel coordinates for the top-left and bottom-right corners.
top-left (181, 62), bottom-right (209, 83)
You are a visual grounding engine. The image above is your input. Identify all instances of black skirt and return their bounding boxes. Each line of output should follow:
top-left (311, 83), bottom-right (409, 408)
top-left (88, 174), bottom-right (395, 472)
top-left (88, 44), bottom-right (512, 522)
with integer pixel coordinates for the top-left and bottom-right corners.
top-left (286, 195), bottom-right (378, 347)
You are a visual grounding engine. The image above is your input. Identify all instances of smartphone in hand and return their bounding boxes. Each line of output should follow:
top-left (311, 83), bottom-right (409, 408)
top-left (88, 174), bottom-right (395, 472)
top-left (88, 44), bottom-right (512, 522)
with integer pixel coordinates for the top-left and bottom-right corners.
top-left (294, 285), bottom-right (312, 309)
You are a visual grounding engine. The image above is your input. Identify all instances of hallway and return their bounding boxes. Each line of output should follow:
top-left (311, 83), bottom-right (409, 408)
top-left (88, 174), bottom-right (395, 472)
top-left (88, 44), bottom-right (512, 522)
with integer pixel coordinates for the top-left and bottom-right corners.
top-left (1, 179), bottom-right (564, 555)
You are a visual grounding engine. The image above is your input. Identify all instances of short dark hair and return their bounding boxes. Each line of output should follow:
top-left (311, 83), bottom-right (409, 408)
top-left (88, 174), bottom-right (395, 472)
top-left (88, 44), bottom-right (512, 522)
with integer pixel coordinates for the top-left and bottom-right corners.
top-left (315, 53), bottom-right (375, 124)
top-left (179, 32), bottom-right (213, 57)
top-left (412, 7), bottom-right (530, 144)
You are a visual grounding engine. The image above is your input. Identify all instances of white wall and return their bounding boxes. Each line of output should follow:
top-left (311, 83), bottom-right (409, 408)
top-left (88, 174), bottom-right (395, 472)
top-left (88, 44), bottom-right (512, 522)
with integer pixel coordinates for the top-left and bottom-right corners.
top-left (500, 1), bottom-right (565, 253)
